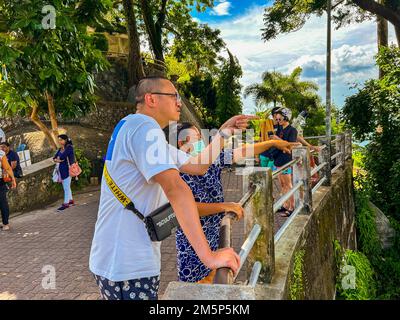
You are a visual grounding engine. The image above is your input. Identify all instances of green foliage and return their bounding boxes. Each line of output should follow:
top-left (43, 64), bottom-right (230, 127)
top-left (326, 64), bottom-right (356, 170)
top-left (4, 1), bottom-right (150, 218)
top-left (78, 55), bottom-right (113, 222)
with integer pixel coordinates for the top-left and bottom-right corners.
top-left (336, 248), bottom-right (376, 300)
top-left (181, 72), bottom-right (220, 128)
top-left (71, 148), bottom-right (92, 190)
top-left (215, 52), bottom-right (243, 125)
top-left (354, 185), bottom-right (382, 259)
top-left (351, 177), bottom-right (400, 299)
top-left (373, 219), bottom-right (400, 299)
top-left (0, 0), bottom-right (110, 120)
top-left (92, 33), bottom-right (109, 52)
top-left (343, 46), bottom-right (400, 220)
top-left (289, 250), bottom-right (305, 300)
top-left (261, 0), bottom-right (374, 42)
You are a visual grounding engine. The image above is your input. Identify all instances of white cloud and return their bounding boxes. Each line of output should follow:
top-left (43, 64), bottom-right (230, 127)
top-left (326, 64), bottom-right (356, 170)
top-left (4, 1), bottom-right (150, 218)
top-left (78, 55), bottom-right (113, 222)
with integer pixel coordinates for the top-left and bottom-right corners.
top-left (208, 5), bottom-right (396, 113)
top-left (210, 1), bottom-right (232, 16)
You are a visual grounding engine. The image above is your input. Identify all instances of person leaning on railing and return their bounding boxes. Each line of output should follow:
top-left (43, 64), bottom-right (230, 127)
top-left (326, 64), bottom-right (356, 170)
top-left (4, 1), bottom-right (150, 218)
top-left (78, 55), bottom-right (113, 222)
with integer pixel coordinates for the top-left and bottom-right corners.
top-left (165, 121), bottom-right (293, 284)
top-left (89, 76), bottom-right (257, 300)
top-left (0, 149), bottom-right (17, 231)
top-left (270, 108), bottom-right (298, 217)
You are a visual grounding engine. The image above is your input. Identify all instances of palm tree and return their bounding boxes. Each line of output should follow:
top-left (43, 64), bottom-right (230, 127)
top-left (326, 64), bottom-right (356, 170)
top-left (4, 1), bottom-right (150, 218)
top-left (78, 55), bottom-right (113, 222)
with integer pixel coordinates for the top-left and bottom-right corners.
top-left (244, 67), bottom-right (320, 114)
top-left (244, 70), bottom-right (285, 109)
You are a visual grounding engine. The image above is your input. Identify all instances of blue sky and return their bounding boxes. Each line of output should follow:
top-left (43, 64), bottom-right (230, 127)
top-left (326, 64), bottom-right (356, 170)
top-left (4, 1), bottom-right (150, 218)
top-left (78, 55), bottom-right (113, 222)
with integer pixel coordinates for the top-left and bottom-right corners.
top-left (190, 0), bottom-right (397, 114)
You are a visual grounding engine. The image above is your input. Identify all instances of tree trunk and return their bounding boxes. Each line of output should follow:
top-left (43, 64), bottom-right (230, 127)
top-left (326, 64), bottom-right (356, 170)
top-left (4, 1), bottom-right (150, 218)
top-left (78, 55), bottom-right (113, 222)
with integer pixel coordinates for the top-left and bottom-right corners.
top-left (30, 101), bottom-right (58, 150)
top-left (139, 0), bottom-right (165, 64)
top-left (377, 1), bottom-right (389, 79)
top-left (123, 0), bottom-right (145, 88)
top-left (353, 0), bottom-right (400, 29)
top-left (45, 91), bottom-right (59, 140)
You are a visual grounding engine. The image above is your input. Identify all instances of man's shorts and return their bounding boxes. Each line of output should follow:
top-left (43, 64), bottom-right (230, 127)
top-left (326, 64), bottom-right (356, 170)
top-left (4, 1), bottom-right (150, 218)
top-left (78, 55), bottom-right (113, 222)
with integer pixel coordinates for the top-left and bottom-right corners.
top-left (259, 155), bottom-right (276, 170)
top-left (93, 274), bottom-right (160, 300)
top-left (276, 167), bottom-right (292, 175)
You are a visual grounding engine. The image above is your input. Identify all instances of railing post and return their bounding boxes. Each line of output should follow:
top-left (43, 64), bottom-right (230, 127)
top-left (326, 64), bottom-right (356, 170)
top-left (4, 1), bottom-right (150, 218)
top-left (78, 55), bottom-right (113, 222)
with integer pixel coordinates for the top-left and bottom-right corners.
top-left (247, 168), bottom-right (275, 283)
top-left (292, 146), bottom-right (313, 214)
top-left (319, 138), bottom-right (331, 186)
top-left (345, 130), bottom-right (352, 160)
top-left (335, 133), bottom-right (345, 167)
top-left (335, 134), bottom-right (341, 167)
top-left (213, 216), bottom-right (234, 284)
top-left (339, 133), bottom-right (346, 167)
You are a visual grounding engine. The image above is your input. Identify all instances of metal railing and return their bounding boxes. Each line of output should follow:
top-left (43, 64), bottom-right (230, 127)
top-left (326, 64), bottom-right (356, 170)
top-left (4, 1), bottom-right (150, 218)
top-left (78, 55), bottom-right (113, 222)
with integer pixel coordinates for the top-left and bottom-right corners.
top-left (212, 130), bottom-right (353, 287)
top-left (214, 185), bottom-right (264, 285)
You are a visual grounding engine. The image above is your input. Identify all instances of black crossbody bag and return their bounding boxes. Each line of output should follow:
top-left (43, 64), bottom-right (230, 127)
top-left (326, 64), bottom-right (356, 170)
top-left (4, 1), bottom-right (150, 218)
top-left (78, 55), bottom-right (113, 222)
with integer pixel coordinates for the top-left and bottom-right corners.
top-left (103, 164), bottom-right (179, 241)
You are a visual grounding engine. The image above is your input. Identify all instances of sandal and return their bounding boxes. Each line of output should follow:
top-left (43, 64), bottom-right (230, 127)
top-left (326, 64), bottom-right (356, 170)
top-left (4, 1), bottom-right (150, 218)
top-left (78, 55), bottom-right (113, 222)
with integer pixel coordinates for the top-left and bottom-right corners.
top-left (280, 209), bottom-right (293, 217)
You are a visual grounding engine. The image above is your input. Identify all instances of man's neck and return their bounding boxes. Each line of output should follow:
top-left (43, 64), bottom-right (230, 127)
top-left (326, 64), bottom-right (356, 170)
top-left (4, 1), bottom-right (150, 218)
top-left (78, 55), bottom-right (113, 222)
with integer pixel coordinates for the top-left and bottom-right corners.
top-left (136, 110), bottom-right (167, 128)
top-left (282, 123), bottom-right (289, 129)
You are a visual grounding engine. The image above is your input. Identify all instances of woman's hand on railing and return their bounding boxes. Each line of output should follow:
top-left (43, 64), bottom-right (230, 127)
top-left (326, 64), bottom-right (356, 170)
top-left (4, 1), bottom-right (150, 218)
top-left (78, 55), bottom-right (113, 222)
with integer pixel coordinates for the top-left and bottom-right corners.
top-left (310, 145), bottom-right (321, 153)
top-left (224, 202), bottom-right (244, 220)
top-left (204, 247), bottom-right (241, 276)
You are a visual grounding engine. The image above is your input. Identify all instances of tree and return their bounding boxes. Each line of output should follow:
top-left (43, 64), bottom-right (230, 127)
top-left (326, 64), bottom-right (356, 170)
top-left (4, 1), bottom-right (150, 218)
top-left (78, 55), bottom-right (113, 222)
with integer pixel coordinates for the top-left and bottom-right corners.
top-left (122, 0), bottom-right (145, 87)
top-left (342, 46), bottom-right (400, 218)
top-left (244, 67), bottom-right (320, 114)
top-left (0, 0), bottom-right (110, 149)
top-left (215, 50), bottom-right (243, 124)
top-left (138, 0), bottom-right (214, 63)
top-left (262, 0), bottom-right (400, 46)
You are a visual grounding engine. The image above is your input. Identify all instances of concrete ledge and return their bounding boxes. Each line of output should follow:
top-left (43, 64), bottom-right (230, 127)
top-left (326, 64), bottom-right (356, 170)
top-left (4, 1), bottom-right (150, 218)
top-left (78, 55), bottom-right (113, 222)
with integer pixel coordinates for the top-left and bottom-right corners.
top-left (22, 157), bottom-right (54, 176)
top-left (161, 282), bottom-right (256, 300)
top-left (8, 158), bottom-right (62, 213)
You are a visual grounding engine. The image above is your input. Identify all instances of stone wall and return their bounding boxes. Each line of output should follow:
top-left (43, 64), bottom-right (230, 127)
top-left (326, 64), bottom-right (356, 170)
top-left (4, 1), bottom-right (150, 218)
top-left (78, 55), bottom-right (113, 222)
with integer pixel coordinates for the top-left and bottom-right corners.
top-left (7, 159), bottom-right (63, 214)
top-left (94, 56), bottom-right (129, 102)
top-left (260, 160), bottom-right (356, 300)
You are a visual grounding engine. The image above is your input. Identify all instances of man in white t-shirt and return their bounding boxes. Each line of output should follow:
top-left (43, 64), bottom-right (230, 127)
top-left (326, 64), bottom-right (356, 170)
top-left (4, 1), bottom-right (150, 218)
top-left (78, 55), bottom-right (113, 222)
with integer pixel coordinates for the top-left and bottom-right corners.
top-left (89, 76), bottom-right (256, 300)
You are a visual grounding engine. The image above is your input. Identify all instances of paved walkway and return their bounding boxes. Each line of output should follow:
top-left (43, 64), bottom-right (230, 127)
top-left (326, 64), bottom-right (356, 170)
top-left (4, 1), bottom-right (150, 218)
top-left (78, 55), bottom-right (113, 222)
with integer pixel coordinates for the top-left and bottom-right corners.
top-left (0, 170), bottom-right (286, 300)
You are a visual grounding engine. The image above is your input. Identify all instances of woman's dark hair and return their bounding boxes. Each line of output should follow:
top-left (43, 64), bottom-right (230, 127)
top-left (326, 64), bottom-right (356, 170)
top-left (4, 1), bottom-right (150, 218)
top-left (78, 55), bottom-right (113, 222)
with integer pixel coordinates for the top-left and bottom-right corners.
top-left (163, 122), bottom-right (197, 144)
top-left (58, 134), bottom-right (73, 146)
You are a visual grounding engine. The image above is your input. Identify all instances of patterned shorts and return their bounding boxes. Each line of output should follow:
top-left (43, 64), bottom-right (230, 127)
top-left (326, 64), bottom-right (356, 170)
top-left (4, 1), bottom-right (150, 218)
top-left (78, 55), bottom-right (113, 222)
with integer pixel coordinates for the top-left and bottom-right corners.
top-left (93, 274), bottom-right (160, 300)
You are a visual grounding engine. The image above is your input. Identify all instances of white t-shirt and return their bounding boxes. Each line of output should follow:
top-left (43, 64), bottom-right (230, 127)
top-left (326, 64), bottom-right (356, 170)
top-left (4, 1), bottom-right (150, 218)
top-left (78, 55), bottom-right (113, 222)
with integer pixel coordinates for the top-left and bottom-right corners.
top-left (89, 114), bottom-right (190, 281)
top-left (0, 128), bottom-right (5, 143)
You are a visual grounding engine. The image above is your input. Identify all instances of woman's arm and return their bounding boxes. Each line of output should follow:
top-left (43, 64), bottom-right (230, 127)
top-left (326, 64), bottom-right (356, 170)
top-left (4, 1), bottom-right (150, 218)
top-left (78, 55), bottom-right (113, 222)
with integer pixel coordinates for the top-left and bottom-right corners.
top-left (197, 202), bottom-right (244, 219)
top-left (233, 140), bottom-right (293, 163)
top-left (1, 157), bottom-right (16, 188)
top-left (180, 115), bottom-right (258, 175)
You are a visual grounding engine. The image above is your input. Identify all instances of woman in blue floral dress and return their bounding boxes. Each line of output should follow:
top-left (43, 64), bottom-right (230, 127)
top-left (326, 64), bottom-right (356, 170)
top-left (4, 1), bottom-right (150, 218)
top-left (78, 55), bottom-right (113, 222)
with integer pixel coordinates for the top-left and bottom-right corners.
top-left (169, 122), bottom-right (292, 283)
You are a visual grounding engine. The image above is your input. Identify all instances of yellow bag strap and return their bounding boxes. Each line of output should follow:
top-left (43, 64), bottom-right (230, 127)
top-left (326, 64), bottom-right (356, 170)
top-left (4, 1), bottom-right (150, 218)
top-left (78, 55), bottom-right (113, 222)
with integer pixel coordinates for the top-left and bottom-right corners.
top-left (103, 163), bottom-right (145, 221)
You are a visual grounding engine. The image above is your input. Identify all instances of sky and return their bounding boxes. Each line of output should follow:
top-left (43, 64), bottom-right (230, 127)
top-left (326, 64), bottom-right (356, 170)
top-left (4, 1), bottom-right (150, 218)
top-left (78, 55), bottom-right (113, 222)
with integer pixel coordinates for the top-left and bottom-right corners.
top-left (190, 0), bottom-right (397, 114)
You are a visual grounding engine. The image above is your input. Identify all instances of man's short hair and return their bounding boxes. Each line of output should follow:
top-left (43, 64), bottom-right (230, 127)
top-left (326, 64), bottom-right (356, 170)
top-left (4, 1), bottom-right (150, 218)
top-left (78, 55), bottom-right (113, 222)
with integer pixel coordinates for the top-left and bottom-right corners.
top-left (135, 76), bottom-right (169, 104)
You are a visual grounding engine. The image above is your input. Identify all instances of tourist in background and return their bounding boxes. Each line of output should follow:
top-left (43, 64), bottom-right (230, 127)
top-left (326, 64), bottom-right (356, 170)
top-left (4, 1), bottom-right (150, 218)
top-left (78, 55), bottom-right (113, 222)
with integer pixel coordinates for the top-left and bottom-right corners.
top-left (53, 134), bottom-right (76, 212)
top-left (271, 108), bottom-right (298, 217)
top-left (0, 142), bottom-right (23, 178)
top-left (0, 148), bottom-right (17, 231)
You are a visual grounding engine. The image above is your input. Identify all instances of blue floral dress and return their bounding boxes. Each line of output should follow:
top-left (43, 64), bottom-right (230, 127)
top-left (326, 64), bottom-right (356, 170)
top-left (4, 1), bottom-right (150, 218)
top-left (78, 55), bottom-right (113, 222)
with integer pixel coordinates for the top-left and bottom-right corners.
top-left (176, 150), bottom-right (233, 282)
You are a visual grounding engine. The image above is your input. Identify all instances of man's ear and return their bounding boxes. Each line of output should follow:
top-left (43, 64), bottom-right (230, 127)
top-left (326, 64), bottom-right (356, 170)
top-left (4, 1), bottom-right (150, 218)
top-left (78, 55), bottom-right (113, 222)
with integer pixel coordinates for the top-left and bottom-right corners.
top-left (144, 93), bottom-right (155, 107)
